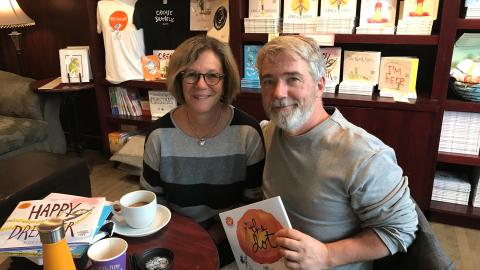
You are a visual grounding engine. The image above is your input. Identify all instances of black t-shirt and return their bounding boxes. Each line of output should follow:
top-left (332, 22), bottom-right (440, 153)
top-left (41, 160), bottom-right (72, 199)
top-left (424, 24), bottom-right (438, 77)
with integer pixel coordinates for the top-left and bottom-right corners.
top-left (133, 0), bottom-right (194, 54)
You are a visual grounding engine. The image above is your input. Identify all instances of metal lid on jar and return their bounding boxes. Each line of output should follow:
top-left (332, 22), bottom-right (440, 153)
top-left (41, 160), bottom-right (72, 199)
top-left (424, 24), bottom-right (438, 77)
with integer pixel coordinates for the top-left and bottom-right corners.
top-left (38, 218), bottom-right (65, 244)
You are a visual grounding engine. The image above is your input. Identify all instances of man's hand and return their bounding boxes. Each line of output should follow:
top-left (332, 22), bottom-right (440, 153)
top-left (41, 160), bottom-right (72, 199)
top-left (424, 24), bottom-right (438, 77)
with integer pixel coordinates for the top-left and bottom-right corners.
top-left (275, 228), bottom-right (331, 270)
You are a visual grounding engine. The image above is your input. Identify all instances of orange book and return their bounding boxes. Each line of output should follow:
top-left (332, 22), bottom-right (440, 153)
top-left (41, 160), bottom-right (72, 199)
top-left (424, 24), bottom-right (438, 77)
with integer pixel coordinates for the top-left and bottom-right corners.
top-left (141, 55), bottom-right (161, 81)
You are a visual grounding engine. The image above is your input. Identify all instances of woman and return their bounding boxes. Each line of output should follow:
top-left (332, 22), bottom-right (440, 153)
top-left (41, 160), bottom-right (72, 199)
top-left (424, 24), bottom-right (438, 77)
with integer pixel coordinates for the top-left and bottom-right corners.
top-left (141, 35), bottom-right (265, 266)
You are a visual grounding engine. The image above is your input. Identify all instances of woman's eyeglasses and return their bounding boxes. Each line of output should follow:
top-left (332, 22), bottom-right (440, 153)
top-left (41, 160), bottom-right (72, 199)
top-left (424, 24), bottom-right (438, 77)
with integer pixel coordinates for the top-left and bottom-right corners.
top-left (180, 71), bottom-right (224, 86)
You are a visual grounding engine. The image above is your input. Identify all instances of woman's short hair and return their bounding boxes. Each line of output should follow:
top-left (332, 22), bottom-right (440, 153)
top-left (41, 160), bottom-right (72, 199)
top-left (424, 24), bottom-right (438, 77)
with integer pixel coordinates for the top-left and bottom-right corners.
top-left (167, 35), bottom-right (240, 105)
top-left (256, 35), bottom-right (325, 82)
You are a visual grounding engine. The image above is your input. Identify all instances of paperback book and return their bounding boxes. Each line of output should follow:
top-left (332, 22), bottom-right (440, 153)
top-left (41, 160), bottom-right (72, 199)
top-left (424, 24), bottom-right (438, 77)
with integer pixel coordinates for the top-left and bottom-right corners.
top-left (152, 50), bottom-right (175, 80)
top-left (243, 45), bottom-right (262, 81)
top-left (219, 196), bottom-right (291, 270)
top-left (0, 195), bottom-right (106, 253)
top-left (402, 0), bottom-right (439, 20)
top-left (320, 47), bottom-right (342, 92)
top-left (358, 0), bottom-right (397, 27)
top-left (342, 50), bottom-right (381, 84)
top-left (320, 0), bottom-right (357, 17)
top-left (141, 55), bottom-right (161, 81)
top-left (248, 0), bottom-right (281, 18)
top-left (378, 56), bottom-right (419, 99)
top-left (283, 0), bottom-right (319, 22)
top-left (148, 91), bottom-right (177, 119)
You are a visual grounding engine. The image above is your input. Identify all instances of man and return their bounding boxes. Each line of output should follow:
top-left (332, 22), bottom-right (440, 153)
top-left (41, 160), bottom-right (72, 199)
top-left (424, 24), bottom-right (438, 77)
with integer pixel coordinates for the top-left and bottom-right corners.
top-left (257, 35), bottom-right (418, 270)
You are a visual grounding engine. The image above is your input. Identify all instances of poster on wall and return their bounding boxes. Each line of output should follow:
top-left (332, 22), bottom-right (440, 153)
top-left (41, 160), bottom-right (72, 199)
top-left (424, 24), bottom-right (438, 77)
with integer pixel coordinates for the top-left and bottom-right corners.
top-left (206, 0), bottom-right (229, 43)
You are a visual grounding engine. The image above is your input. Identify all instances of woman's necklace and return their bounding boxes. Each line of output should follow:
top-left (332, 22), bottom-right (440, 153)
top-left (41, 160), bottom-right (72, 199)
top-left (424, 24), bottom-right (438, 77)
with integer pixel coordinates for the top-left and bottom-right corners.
top-left (186, 108), bottom-right (222, 146)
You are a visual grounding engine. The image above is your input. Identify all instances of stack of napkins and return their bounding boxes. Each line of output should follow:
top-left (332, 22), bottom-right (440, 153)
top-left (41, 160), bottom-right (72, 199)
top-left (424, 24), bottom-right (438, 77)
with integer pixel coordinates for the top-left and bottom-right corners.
top-left (432, 170), bottom-right (471, 205)
top-left (439, 111), bottom-right (480, 156)
top-left (396, 19), bottom-right (433, 35)
top-left (316, 17), bottom-right (357, 34)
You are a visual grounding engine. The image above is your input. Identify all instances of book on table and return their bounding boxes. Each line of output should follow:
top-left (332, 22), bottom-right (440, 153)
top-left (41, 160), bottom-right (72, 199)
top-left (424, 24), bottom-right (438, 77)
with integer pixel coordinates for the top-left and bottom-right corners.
top-left (219, 196), bottom-right (292, 270)
top-left (0, 193), bottom-right (108, 257)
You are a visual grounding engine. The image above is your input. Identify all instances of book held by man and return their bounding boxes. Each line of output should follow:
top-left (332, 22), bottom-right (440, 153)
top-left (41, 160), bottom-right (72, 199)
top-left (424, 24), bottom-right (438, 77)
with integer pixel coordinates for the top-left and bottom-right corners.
top-left (219, 196), bottom-right (291, 270)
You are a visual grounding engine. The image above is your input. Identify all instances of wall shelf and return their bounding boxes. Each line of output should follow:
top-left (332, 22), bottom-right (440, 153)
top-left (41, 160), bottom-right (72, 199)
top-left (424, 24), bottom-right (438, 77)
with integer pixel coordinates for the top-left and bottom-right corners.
top-left (437, 151), bottom-right (480, 166)
top-left (444, 99), bottom-right (480, 113)
top-left (429, 201), bottom-right (480, 229)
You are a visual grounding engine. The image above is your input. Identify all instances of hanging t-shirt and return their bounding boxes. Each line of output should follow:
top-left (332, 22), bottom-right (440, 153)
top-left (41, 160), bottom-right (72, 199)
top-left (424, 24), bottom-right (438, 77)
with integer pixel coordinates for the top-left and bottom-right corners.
top-left (97, 0), bottom-right (145, 84)
top-left (133, 0), bottom-right (194, 54)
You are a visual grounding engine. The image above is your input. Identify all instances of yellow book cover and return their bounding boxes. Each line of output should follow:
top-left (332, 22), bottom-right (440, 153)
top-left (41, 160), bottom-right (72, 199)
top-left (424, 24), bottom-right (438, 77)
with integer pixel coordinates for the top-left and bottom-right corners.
top-left (378, 56), bottom-right (419, 98)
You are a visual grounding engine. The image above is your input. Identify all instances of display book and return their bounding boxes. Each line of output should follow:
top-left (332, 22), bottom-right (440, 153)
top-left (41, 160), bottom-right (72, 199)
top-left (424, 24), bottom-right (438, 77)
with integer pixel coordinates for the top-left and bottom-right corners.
top-left (0, 193), bottom-right (111, 261)
top-left (59, 46), bottom-right (92, 83)
top-left (219, 196), bottom-right (292, 270)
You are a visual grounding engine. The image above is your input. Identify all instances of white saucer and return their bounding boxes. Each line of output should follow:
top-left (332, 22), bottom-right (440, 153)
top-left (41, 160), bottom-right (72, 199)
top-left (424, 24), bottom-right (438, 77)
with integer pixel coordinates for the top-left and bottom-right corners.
top-left (112, 204), bottom-right (171, 238)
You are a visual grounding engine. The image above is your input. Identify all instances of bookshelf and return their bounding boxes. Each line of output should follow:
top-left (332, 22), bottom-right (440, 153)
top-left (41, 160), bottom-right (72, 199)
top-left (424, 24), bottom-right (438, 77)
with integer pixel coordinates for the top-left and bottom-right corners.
top-left (85, 0), bottom-right (479, 226)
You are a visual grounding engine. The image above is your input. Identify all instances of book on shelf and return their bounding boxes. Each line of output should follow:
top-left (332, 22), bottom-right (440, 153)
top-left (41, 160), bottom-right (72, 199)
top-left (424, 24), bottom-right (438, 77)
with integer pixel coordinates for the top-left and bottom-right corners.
top-left (0, 194), bottom-right (107, 254)
top-left (206, 0), bottom-right (230, 43)
top-left (109, 130), bottom-right (140, 153)
top-left (283, 0), bottom-right (319, 22)
top-left (402, 0), bottom-right (439, 20)
top-left (378, 56), bottom-right (419, 99)
top-left (358, 0), bottom-right (397, 26)
top-left (248, 0), bottom-right (281, 18)
top-left (108, 87), bottom-right (143, 117)
top-left (243, 45), bottom-right (262, 81)
top-left (219, 196), bottom-right (292, 270)
top-left (320, 0), bottom-right (357, 17)
top-left (320, 47), bottom-right (342, 92)
top-left (152, 50), bottom-right (175, 80)
top-left (141, 55), bottom-right (162, 81)
top-left (339, 50), bottom-right (381, 96)
top-left (148, 91), bottom-right (177, 120)
top-left (190, 0), bottom-right (214, 31)
top-left (59, 47), bottom-right (91, 83)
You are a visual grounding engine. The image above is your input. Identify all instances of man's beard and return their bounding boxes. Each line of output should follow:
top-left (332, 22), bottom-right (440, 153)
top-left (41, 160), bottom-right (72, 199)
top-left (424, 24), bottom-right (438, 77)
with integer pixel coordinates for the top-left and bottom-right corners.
top-left (267, 91), bottom-right (316, 133)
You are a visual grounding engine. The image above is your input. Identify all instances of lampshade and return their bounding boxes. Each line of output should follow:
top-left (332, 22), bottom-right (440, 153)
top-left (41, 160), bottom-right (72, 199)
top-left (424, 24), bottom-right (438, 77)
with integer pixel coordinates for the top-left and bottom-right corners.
top-left (0, 0), bottom-right (35, 28)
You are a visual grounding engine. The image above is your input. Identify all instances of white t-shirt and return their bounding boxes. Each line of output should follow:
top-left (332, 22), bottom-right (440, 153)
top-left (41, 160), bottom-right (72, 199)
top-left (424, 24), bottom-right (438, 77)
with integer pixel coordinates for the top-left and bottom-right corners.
top-left (97, 0), bottom-right (145, 84)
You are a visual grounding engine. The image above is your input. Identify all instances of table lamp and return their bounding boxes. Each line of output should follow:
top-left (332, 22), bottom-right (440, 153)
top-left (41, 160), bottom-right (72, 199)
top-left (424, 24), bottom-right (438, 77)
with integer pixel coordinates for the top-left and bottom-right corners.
top-left (0, 0), bottom-right (35, 75)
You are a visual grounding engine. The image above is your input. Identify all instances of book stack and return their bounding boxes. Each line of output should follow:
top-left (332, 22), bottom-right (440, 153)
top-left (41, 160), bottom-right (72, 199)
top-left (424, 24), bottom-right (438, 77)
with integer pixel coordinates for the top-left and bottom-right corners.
top-left (241, 45), bottom-right (262, 90)
top-left (432, 170), bottom-right (471, 205)
top-left (378, 56), bottom-right (419, 99)
top-left (109, 130), bottom-right (138, 153)
top-left (439, 111), bottom-right (480, 155)
top-left (320, 47), bottom-right (342, 93)
top-left (282, 0), bottom-right (319, 34)
top-left (317, 0), bottom-right (357, 34)
top-left (108, 87), bottom-right (143, 117)
top-left (465, 0), bottom-right (480, 18)
top-left (396, 0), bottom-right (438, 35)
top-left (244, 0), bottom-right (281, 33)
top-left (474, 181), bottom-right (480, 207)
top-left (355, 0), bottom-right (397, 35)
top-left (339, 50), bottom-right (381, 96)
top-left (0, 193), bottom-right (111, 264)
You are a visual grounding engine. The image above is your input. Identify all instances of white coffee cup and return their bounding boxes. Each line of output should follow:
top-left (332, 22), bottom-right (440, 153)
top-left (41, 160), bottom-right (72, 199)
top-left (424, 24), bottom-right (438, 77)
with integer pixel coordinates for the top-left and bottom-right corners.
top-left (112, 190), bottom-right (157, 229)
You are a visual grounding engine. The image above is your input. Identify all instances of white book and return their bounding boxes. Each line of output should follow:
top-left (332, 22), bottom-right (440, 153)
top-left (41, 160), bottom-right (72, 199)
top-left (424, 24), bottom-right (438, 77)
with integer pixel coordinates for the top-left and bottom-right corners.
top-left (283, 0), bottom-right (319, 22)
top-left (219, 196), bottom-right (291, 270)
top-left (320, 0), bottom-right (357, 17)
top-left (249, 0), bottom-right (281, 18)
top-left (59, 48), bottom-right (91, 83)
top-left (148, 91), bottom-right (177, 120)
top-left (320, 47), bottom-right (342, 87)
top-left (358, 0), bottom-right (397, 28)
top-left (402, 0), bottom-right (439, 20)
top-left (342, 50), bottom-right (382, 85)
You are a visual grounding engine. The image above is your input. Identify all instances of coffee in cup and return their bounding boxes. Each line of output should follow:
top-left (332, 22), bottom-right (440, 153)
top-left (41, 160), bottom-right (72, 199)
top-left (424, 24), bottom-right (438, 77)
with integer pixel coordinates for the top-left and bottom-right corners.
top-left (112, 190), bottom-right (157, 229)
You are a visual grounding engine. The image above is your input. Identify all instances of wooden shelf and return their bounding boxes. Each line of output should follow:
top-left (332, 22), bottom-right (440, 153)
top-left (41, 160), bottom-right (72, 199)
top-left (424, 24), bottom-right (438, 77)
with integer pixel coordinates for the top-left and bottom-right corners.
top-left (456, 19), bottom-right (480, 29)
top-left (437, 151), bottom-right (480, 166)
top-left (444, 99), bottom-right (480, 113)
top-left (101, 79), bottom-right (167, 89)
top-left (238, 91), bottom-right (440, 112)
top-left (106, 114), bottom-right (155, 125)
top-left (242, 33), bottom-right (439, 45)
top-left (429, 201), bottom-right (480, 229)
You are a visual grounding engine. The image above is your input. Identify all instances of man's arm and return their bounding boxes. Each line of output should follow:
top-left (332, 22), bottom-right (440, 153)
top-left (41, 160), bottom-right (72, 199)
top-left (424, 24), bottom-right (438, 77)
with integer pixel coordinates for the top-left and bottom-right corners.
top-left (276, 228), bottom-right (389, 270)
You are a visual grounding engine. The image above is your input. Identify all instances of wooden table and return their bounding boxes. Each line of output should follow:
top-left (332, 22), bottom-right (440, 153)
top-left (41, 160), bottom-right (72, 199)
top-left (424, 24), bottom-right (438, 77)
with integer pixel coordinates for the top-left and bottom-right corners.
top-left (124, 213), bottom-right (219, 270)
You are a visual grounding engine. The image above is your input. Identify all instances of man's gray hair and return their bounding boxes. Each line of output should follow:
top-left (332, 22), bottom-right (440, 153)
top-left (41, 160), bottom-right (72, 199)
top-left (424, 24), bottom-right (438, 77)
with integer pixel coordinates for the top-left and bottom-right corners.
top-left (256, 35), bottom-right (326, 82)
